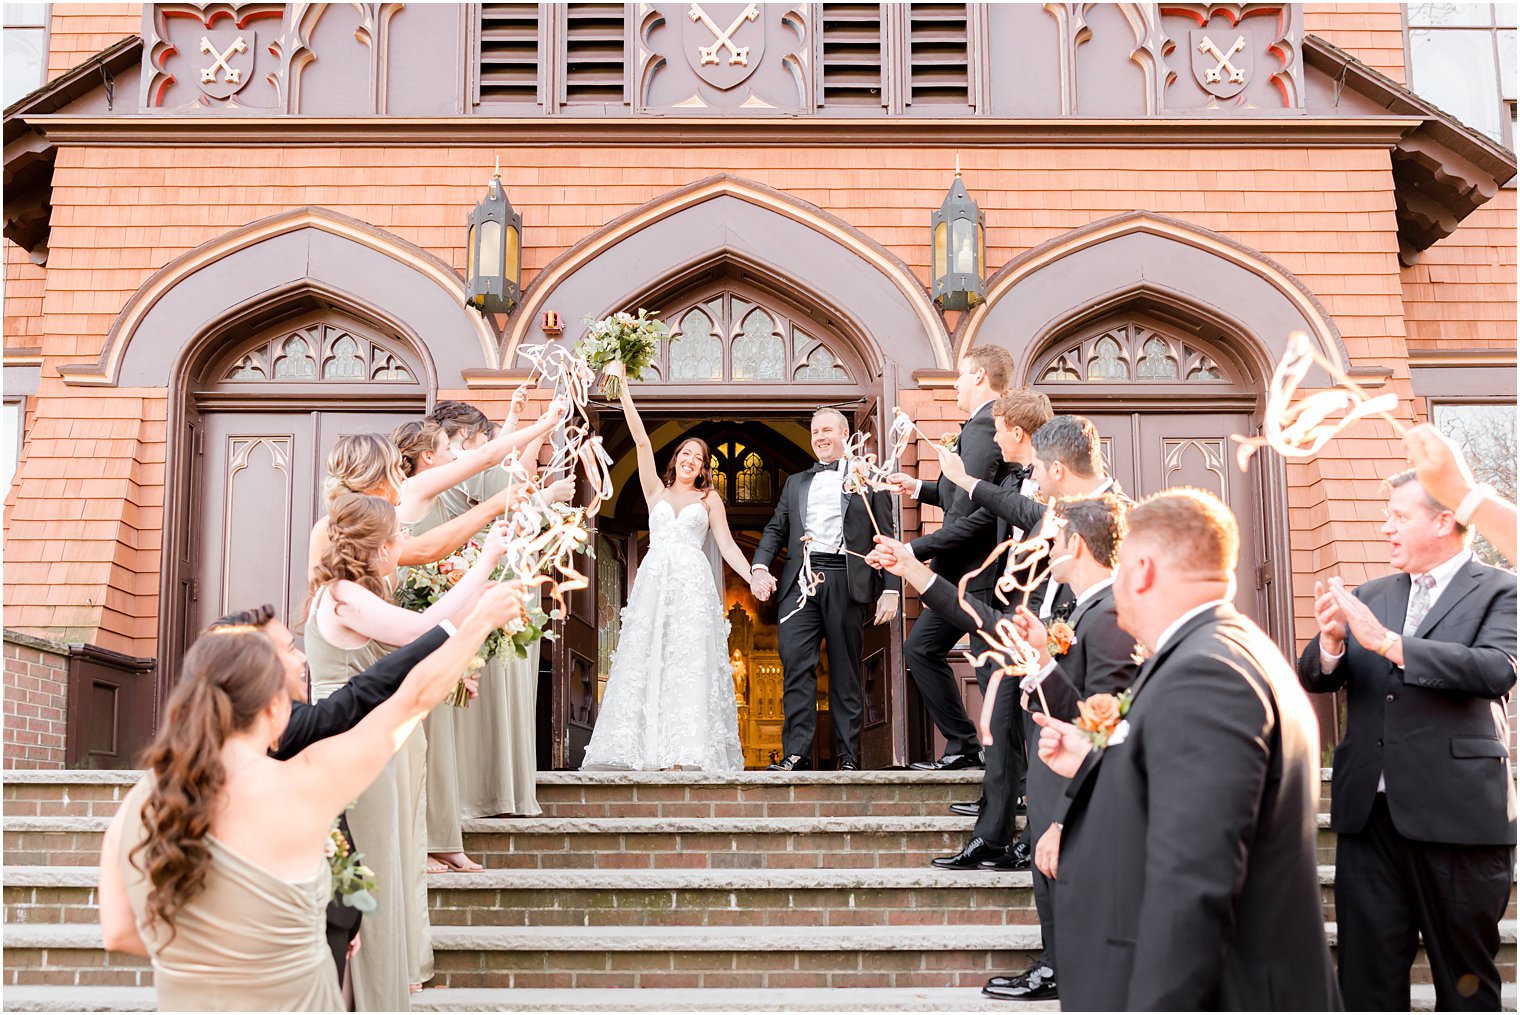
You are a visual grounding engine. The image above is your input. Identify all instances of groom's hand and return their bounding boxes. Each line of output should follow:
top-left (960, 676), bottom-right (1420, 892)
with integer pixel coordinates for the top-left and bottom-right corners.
top-left (749, 567), bottom-right (776, 602)
top-left (872, 593), bottom-right (898, 625)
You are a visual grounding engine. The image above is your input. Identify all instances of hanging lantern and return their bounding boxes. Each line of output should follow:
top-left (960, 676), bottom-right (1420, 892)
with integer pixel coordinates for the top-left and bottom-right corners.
top-left (465, 164), bottom-right (522, 316)
top-left (930, 164), bottom-right (986, 312)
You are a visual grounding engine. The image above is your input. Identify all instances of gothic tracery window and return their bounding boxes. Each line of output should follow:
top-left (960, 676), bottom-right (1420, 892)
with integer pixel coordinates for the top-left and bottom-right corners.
top-left (218, 323), bottom-right (417, 385)
top-left (1035, 322), bottom-right (1233, 386)
top-left (642, 290), bottom-right (857, 385)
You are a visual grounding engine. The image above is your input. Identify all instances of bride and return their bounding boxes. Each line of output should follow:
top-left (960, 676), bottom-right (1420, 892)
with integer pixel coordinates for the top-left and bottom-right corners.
top-left (581, 361), bottom-right (750, 772)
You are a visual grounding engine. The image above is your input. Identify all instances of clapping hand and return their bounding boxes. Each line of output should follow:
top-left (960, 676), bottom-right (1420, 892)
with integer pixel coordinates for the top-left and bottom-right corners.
top-left (1326, 578), bottom-right (1390, 652)
top-left (1032, 711), bottom-right (1091, 779)
top-left (933, 443), bottom-right (972, 490)
top-left (1312, 579), bottom-right (1348, 655)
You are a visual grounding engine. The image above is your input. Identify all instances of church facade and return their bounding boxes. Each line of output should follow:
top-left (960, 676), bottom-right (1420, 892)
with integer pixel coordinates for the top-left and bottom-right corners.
top-left (3, 3), bottom-right (1514, 770)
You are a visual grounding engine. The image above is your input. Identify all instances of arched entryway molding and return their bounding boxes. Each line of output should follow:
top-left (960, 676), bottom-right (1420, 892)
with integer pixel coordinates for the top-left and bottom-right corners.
top-left (59, 206), bottom-right (499, 389)
top-left (956, 210), bottom-right (1348, 385)
top-left (505, 174), bottom-right (951, 373)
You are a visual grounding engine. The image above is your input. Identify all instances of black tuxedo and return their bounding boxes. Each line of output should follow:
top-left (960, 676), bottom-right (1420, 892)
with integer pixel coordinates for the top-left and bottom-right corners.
top-left (753, 463), bottom-right (899, 763)
top-left (1298, 555), bottom-right (1517, 1011)
top-left (271, 625), bottom-right (451, 983)
top-left (1057, 604), bottom-right (1339, 1011)
top-left (904, 404), bottom-right (1011, 757)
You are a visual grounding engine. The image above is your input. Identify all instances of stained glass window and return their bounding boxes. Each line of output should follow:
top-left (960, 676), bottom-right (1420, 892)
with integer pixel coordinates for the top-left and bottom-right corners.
top-left (671, 308), bottom-right (723, 380)
top-left (732, 309), bottom-right (785, 380)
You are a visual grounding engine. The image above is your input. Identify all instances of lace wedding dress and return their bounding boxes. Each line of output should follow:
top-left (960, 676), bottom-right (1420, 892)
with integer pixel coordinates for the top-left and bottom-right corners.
top-left (582, 498), bottom-right (745, 772)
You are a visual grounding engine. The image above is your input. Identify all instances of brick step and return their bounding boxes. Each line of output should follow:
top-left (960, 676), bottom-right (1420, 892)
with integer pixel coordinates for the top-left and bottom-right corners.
top-left (1, 982), bottom-right (1507, 1012)
top-left (3, 815), bottom-right (1010, 869)
top-left (16, 864), bottom-right (1512, 928)
top-left (6, 922), bottom-right (1513, 990)
top-left (1, 768), bottom-right (1338, 817)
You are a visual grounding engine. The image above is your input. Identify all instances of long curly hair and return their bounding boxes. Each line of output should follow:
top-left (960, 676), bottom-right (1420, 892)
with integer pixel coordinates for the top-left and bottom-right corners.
top-left (130, 627), bottom-right (284, 942)
top-left (390, 419), bottom-right (447, 478)
top-left (305, 494), bottom-right (397, 622)
top-left (323, 433), bottom-right (405, 506)
top-left (660, 437), bottom-right (713, 492)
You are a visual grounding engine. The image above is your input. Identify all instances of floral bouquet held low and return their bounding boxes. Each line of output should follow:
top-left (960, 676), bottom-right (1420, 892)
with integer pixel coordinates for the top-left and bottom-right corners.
top-left (394, 532), bottom-right (550, 706)
top-left (577, 309), bottom-right (673, 399)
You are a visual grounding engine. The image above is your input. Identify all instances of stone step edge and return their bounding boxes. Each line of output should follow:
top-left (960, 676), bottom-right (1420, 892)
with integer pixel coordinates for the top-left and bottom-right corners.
top-left (9, 920), bottom-right (1517, 952)
top-left (5, 863), bottom-right (1413, 891)
top-left (2, 815), bottom-right (980, 834)
top-left (0, 767), bottom-right (1336, 786)
top-left (0, 983), bottom-right (1500, 1013)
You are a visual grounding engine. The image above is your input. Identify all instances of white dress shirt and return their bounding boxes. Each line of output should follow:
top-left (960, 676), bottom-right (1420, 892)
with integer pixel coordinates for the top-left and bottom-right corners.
top-left (804, 459), bottom-right (846, 551)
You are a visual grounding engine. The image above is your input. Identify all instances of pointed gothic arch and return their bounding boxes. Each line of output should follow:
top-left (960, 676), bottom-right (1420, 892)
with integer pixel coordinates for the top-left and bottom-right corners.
top-left (505, 174), bottom-right (951, 372)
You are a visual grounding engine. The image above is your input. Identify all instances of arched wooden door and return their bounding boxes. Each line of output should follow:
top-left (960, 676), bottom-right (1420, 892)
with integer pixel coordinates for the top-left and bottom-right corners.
top-left (170, 307), bottom-right (428, 666)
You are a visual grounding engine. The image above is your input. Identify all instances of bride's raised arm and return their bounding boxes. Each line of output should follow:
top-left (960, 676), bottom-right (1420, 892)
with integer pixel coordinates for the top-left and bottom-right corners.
top-left (610, 361), bottom-right (662, 509)
top-left (703, 489), bottom-right (761, 581)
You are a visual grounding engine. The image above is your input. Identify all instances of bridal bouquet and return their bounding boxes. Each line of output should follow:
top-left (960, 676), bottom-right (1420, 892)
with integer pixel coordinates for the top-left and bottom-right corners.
top-left (327, 821), bottom-right (378, 913)
top-left (395, 540), bottom-right (550, 705)
top-left (577, 309), bottom-right (672, 399)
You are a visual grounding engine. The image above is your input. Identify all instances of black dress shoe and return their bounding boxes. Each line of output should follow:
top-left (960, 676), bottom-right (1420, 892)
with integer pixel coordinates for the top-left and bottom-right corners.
top-left (930, 836), bottom-right (1006, 870)
top-left (983, 963), bottom-right (1057, 1000)
top-left (767, 755), bottom-right (812, 771)
top-left (979, 840), bottom-right (1033, 871)
top-left (948, 801), bottom-right (981, 817)
top-left (838, 758), bottom-right (859, 771)
top-left (909, 752), bottom-right (984, 771)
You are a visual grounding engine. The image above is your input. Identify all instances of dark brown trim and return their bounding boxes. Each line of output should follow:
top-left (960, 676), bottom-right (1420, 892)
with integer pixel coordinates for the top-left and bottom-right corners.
top-left (17, 114), bottom-right (1420, 148)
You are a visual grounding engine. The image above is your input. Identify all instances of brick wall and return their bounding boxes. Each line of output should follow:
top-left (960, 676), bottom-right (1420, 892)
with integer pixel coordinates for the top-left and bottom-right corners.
top-left (3, 631), bottom-right (70, 768)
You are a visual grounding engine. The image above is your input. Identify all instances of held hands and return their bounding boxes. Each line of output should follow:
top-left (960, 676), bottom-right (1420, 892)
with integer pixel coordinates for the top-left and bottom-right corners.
top-left (933, 444), bottom-right (972, 490)
top-left (1312, 579), bottom-right (1348, 655)
top-left (1032, 711), bottom-right (1092, 779)
top-left (1014, 606), bottom-right (1054, 668)
top-left (1035, 824), bottom-right (1061, 879)
top-left (749, 568), bottom-right (777, 602)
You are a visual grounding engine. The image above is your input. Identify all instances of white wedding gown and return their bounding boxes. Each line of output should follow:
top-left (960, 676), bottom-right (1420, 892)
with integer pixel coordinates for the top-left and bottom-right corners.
top-left (581, 498), bottom-right (745, 772)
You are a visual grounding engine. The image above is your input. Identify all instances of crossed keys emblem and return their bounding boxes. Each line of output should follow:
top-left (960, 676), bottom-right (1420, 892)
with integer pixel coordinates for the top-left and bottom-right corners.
top-left (689, 3), bottom-right (759, 66)
top-left (199, 34), bottom-right (248, 85)
top-left (1197, 34), bottom-right (1246, 85)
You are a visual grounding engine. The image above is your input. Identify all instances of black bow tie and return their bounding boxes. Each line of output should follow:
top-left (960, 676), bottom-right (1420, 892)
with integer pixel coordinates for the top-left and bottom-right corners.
top-left (812, 460), bottom-right (843, 474)
top-left (1011, 463), bottom-right (1032, 484)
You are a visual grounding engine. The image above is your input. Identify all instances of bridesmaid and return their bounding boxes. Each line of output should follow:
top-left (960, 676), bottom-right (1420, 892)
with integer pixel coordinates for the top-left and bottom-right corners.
top-left (392, 405), bottom-right (563, 870)
top-left (97, 583), bottom-right (524, 1012)
top-left (305, 494), bottom-right (506, 1009)
top-left (431, 396), bottom-right (560, 819)
top-left (307, 433), bottom-right (510, 578)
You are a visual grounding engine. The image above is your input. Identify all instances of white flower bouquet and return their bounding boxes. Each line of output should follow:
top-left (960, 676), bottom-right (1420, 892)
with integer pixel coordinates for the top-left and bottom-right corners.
top-left (576, 308), bottom-right (672, 399)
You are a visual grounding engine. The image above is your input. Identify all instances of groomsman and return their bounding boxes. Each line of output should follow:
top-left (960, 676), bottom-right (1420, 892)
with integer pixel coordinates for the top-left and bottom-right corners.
top-left (1299, 469), bottom-right (1516, 1011)
top-left (1035, 489), bottom-right (1338, 1010)
top-left (751, 408), bottom-right (900, 771)
top-left (930, 414), bottom-right (1122, 869)
top-left (886, 345), bottom-right (1016, 770)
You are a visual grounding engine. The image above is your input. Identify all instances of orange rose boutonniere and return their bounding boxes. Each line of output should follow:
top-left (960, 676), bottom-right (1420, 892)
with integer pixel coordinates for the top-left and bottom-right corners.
top-left (1075, 688), bottom-right (1134, 748)
top-left (1046, 620), bottom-right (1076, 658)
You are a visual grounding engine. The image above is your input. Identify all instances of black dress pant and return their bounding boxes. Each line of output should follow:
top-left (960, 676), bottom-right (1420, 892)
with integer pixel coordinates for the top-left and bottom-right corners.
top-left (905, 590), bottom-right (985, 757)
top-left (969, 635), bottom-right (1026, 850)
top-left (777, 558), bottom-right (867, 763)
top-left (1023, 708), bottom-right (1058, 970)
top-left (1336, 794), bottom-right (1514, 1012)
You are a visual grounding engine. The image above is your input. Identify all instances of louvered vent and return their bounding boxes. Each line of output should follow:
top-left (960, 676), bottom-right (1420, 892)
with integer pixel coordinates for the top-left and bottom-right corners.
top-left (907, 3), bottom-right (969, 105)
top-left (479, 4), bottom-right (540, 104)
top-left (820, 4), bottom-right (884, 106)
top-left (564, 3), bottom-right (626, 104)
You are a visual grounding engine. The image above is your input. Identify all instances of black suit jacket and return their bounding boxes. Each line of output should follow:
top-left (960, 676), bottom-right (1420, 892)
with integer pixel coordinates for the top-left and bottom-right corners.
top-left (1035, 585), bottom-right (1136, 722)
top-left (1298, 556), bottom-right (1517, 846)
top-left (1057, 604), bottom-right (1339, 1011)
top-left (753, 466), bottom-right (900, 606)
top-left (909, 404), bottom-right (1011, 590)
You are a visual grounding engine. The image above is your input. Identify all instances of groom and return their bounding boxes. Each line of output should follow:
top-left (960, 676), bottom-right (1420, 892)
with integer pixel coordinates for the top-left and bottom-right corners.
top-left (751, 407), bottom-right (899, 771)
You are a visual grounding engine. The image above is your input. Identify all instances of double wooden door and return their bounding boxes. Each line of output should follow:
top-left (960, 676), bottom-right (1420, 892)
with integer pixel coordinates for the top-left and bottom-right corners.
top-left (189, 409), bottom-right (416, 641)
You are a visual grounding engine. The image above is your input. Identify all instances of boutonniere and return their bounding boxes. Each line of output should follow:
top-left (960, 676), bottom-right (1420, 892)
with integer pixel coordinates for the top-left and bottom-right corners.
top-left (1075, 688), bottom-right (1134, 748)
top-left (936, 432), bottom-right (959, 452)
top-left (1129, 642), bottom-right (1151, 666)
top-left (1046, 619), bottom-right (1076, 657)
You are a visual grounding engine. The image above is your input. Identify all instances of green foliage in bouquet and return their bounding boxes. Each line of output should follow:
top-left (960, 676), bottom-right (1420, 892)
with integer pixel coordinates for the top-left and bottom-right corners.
top-left (577, 308), bottom-right (673, 399)
top-left (327, 821), bottom-right (378, 913)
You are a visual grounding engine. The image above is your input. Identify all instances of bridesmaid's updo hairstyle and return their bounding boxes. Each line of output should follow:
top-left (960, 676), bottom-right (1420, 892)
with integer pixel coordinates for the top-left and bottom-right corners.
top-left (132, 627), bottom-right (285, 942)
top-left (430, 400), bottom-right (490, 444)
top-left (391, 419), bottom-right (447, 478)
top-left (660, 437), bottom-right (713, 493)
top-left (323, 433), bottom-right (406, 505)
top-left (307, 493), bottom-right (399, 613)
